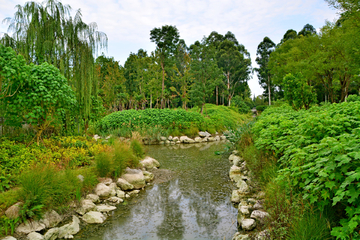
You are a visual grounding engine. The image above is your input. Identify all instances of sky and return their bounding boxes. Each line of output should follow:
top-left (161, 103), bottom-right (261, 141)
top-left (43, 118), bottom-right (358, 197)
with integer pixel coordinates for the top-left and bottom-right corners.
top-left (0, 0), bottom-right (339, 97)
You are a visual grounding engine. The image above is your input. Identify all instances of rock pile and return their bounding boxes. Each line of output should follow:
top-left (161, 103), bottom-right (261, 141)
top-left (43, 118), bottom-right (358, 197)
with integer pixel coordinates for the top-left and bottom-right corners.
top-left (228, 151), bottom-right (271, 240)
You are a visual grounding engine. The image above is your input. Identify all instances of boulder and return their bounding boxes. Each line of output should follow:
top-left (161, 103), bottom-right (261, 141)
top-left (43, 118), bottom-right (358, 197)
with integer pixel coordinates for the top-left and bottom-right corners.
top-left (229, 154), bottom-right (242, 166)
top-left (27, 232), bottom-right (44, 240)
top-left (76, 199), bottom-right (96, 215)
top-left (116, 178), bottom-right (134, 191)
top-left (82, 211), bottom-right (106, 224)
top-left (94, 183), bottom-right (113, 198)
top-left (236, 180), bottom-right (249, 193)
top-left (2, 237), bottom-right (17, 240)
top-left (241, 218), bottom-right (256, 231)
top-left (168, 136), bottom-right (173, 141)
top-left (41, 210), bottom-right (62, 228)
top-left (194, 137), bottom-right (202, 143)
top-left (5, 202), bottom-right (23, 219)
top-left (160, 136), bottom-right (167, 141)
top-left (253, 200), bottom-right (264, 210)
top-left (254, 230), bottom-right (270, 240)
top-left (93, 134), bottom-right (101, 141)
top-left (232, 150), bottom-right (239, 155)
top-left (99, 178), bottom-right (113, 185)
top-left (96, 204), bottom-right (117, 213)
top-left (237, 211), bottom-right (245, 223)
top-left (17, 220), bottom-right (46, 234)
top-left (250, 210), bottom-right (269, 224)
top-left (44, 228), bottom-right (59, 240)
top-left (159, 141), bottom-right (165, 145)
top-left (140, 157), bottom-right (160, 170)
top-left (238, 205), bottom-right (250, 216)
top-left (198, 131), bottom-right (211, 138)
top-left (214, 136), bottom-right (220, 141)
top-left (86, 194), bottom-right (100, 203)
top-left (229, 165), bottom-right (243, 183)
top-left (180, 136), bottom-right (195, 144)
top-left (122, 169), bottom-right (146, 189)
top-left (231, 190), bottom-right (245, 203)
top-left (143, 171), bottom-right (154, 182)
top-left (207, 137), bottom-right (215, 142)
top-left (172, 137), bottom-right (179, 142)
top-left (220, 135), bottom-right (227, 140)
top-left (116, 189), bottom-right (125, 198)
top-left (57, 215), bottom-right (80, 239)
top-left (128, 190), bottom-right (140, 197)
top-left (165, 140), bottom-right (171, 144)
top-left (105, 197), bottom-right (123, 205)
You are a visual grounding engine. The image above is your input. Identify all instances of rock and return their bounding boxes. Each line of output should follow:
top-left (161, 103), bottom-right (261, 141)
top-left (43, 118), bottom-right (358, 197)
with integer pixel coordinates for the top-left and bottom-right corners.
top-left (108, 183), bottom-right (118, 196)
top-left (229, 165), bottom-right (243, 183)
top-left (116, 178), bottom-right (134, 191)
top-left (254, 230), bottom-right (270, 240)
top-left (44, 228), bottom-right (59, 240)
top-left (232, 232), bottom-right (250, 240)
top-left (160, 136), bottom-right (167, 141)
top-left (82, 211), bottom-right (106, 224)
top-left (76, 199), bottom-right (96, 215)
top-left (128, 190), bottom-right (140, 197)
top-left (256, 191), bottom-right (266, 199)
top-left (99, 178), bottom-right (113, 185)
top-left (237, 211), bottom-right (245, 223)
top-left (116, 189), bottom-right (125, 198)
top-left (231, 190), bottom-right (245, 203)
top-left (96, 204), bottom-right (117, 213)
top-left (237, 180), bottom-right (249, 193)
top-left (27, 232), bottom-right (44, 240)
top-left (247, 198), bottom-right (257, 205)
top-left (168, 136), bottom-right (173, 141)
top-left (2, 237), bottom-right (17, 240)
top-left (5, 202), bottom-right (23, 219)
top-left (93, 134), bottom-right (101, 141)
top-left (125, 194), bottom-right (130, 198)
top-left (86, 194), bottom-right (100, 203)
top-left (232, 150), bottom-right (239, 155)
top-left (140, 157), bottom-right (160, 170)
top-left (253, 200), bottom-right (263, 210)
top-left (94, 183), bottom-right (112, 198)
top-left (77, 175), bottom-right (84, 182)
top-left (105, 197), bottom-right (123, 205)
top-left (250, 210), bottom-right (270, 224)
top-left (172, 136), bottom-right (179, 141)
top-left (41, 210), bottom-right (62, 228)
top-left (229, 154), bottom-right (242, 166)
top-left (198, 131), bottom-right (211, 138)
top-left (194, 137), bottom-right (202, 143)
top-left (207, 137), bottom-right (215, 142)
top-left (17, 220), bottom-right (46, 234)
top-left (180, 136), bottom-right (195, 144)
top-left (241, 218), bottom-right (256, 231)
top-left (160, 141), bottom-right (165, 145)
top-left (143, 171), bottom-right (154, 182)
top-left (122, 169), bottom-right (146, 189)
top-left (57, 216), bottom-right (80, 239)
top-left (214, 136), bottom-right (220, 141)
top-left (238, 205), bottom-right (250, 216)
top-left (165, 140), bottom-right (171, 144)
top-left (220, 135), bottom-right (227, 140)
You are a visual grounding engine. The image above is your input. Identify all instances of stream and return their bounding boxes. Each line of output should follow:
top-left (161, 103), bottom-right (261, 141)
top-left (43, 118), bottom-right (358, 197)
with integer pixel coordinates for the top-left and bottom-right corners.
top-left (74, 141), bottom-right (238, 240)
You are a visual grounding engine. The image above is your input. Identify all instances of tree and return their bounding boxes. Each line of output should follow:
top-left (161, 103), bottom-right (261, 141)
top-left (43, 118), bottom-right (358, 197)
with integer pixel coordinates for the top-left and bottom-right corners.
top-left (1, 0), bottom-right (107, 129)
top-left (255, 37), bottom-right (276, 105)
top-left (298, 24), bottom-right (317, 36)
top-left (150, 25), bottom-right (180, 108)
top-left (280, 29), bottom-right (298, 44)
top-left (6, 62), bottom-right (76, 144)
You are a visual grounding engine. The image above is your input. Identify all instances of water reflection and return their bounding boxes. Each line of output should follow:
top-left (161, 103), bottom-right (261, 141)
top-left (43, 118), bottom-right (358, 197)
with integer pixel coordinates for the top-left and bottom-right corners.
top-left (75, 141), bottom-right (237, 240)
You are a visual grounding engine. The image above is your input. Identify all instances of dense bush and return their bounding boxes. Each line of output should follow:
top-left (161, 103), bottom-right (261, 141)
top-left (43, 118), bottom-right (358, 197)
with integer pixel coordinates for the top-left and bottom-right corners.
top-left (252, 102), bottom-right (360, 239)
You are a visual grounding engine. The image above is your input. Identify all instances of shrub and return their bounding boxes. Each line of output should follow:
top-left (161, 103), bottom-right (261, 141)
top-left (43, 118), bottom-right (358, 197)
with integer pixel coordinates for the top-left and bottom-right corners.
top-left (130, 139), bottom-right (145, 159)
top-left (256, 105), bottom-right (268, 112)
top-left (95, 152), bottom-right (112, 177)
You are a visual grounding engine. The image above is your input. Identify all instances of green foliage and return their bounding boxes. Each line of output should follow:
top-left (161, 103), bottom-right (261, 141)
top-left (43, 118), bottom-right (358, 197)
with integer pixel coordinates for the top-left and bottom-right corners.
top-left (130, 139), bottom-right (145, 159)
top-left (283, 73), bottom-right (317, 110)
top-left (256, 105), bottom-right (268, 112)
top-left (95, 152), bottom-right (112, 177)
top-left (347, 94), bottom-right (360, 102)
top-left (253, 102), bottom-right (360, 239)
top-left (231, 96), bottom-right (251, 113)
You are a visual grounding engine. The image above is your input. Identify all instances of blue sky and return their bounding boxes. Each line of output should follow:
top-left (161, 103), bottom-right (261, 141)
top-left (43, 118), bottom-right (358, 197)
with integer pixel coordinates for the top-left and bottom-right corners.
top-left (0, 0), bottom-right (339, 96)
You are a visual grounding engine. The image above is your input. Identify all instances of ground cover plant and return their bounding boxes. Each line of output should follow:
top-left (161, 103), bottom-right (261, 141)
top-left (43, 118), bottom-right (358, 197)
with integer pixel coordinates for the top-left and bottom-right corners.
top-left (250, 101), bottom-right (360, 239)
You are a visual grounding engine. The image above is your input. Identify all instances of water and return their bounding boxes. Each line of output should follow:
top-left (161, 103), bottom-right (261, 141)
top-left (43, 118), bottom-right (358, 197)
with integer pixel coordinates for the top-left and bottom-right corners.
top-left (75, 141), bottom-right (238, 240)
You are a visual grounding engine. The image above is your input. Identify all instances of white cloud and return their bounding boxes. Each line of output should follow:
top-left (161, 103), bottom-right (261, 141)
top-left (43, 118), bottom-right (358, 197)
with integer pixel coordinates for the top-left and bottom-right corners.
top-left (0, 0), bottom-right (337, 96)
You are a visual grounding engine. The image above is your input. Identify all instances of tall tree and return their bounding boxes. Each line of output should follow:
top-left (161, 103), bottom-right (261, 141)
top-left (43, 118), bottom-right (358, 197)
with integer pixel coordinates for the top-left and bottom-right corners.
top-left (255, 37), bottom-right (276, 105)
top-left (298, 24), bottom-right (317, 36)
top-left (150, 25), bottom-right (180, 108)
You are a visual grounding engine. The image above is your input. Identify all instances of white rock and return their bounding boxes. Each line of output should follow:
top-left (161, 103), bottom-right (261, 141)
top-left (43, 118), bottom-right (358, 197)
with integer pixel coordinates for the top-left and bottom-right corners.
top-left (122, 169), bottom-right (146, 189)
top-left (229, 165), bottom-right (243, 183)
top-left (250, 210), bottom-right (270, 224)
top-left (44, 228), bottom-right (59, 240)
top-left (232, 232), bottom-right (250, 240)
top-left (116, 178), bottom-right (134, 191)
top-left (231, 190), bottom-right (245, 203)
top-left (86, 194), bottom-right (100, 203)
top-left (194, 137), bottom-right (202, 143)
top-left (105, 197), bottom-right (123, 205)
top-left (96, 204), bottom-right (117, 213)
top-left (237, 180), bottom-right (249, 193)
top-left (140, 157), bottom-right (160, 170)
top-left (207, 137), bottom-right (215, 142)
top-left (93, 134), bottom-right (101, 141)
top-left (99, 178), bottom-right (112, 185)
top-left (241, 218), bottom-right (257, 231)
top-left (180, 136), bottom-right (195, 143)
top-left (168, 136), bottom-right (173, 141)
top-left (82, 211), bottom-right (106, 224)
top-left (2, 237), bottom-right (17, 240)
top-left (232, 150), bottom-right (239, 155)
top-left (254, 230), bottom-right (270, 240)
top-left (116, 189), bottom-right (125, 198)
top-left (57, 215), bottom-right (80, 239)
top-left (214, 136), bottom-right (220, 141)
top-left (76, 199), bottom-right (96, 215)
top-left (128, 190), bottom-right (140, 197)
top-left (143, 171), bottom-right (154, 182)
top-left (172, 137), bottom-right (179, 142)
top-left (238, 205), bottom-right (250, 216)
top-left (5, 202), bottom-right (23, 219)
top-left (94, 183), bottom-right (112, 198)
top-left (27, 232), bottom-right (44, 240)
top-left (253, 201), bottom-right (263, 210)
top-left (229, 154), bottom-right (242, 166)
top-left (41, 210), bottom-right (62, 228)
top-left (160, 136), bottom-right (167, 141)
top-left (198, 131), bottom-right (211, 138)
top-left (220, 135), bottom-right (227, 140)
top-left (17, 220), bottom-right (46, 234)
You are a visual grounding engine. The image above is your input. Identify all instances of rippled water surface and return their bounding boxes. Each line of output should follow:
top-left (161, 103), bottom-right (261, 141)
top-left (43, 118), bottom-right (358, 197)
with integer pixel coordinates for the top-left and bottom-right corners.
top-left (75, 141), bottom-right (238, 240)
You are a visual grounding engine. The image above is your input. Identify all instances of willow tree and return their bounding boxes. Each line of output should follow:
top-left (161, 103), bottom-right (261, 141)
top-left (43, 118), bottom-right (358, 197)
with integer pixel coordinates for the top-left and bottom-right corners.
top-left (1, 0), bottom-right (107, 129)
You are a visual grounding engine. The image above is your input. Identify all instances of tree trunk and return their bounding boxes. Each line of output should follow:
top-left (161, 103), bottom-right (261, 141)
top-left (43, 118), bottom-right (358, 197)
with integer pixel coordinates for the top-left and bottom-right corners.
top-left (216, 86), bottom-right (218, 105)
top-left (227, 72), bottom-right (231, 107)
top-left (268, 75), bottom-right (271, 106)
top-left (150, 94), bottom-right (152, 109)
top-left (161, 61), bottom-right (165, 109)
